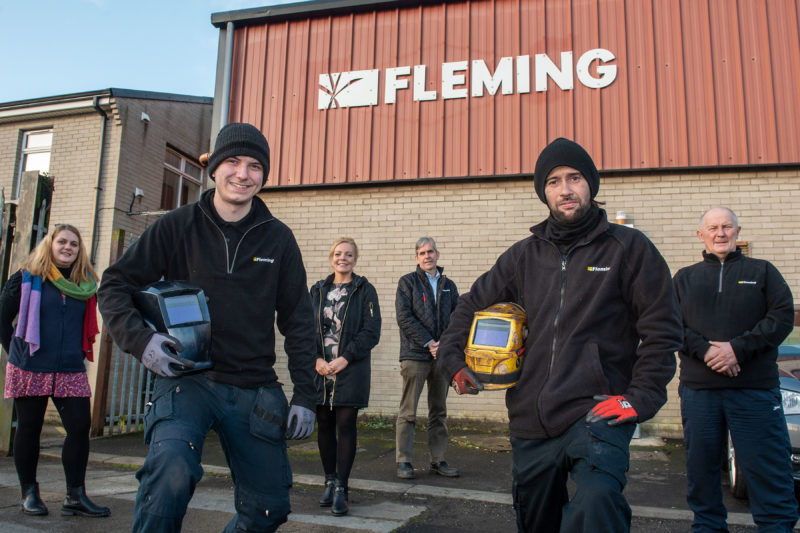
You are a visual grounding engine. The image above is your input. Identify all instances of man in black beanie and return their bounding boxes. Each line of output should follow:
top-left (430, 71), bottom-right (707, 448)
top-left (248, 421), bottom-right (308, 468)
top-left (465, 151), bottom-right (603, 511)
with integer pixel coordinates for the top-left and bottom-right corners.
top-left (98, 122), bottom-right (317, 532)
top-left (438, 138), bottom-right (683, 532)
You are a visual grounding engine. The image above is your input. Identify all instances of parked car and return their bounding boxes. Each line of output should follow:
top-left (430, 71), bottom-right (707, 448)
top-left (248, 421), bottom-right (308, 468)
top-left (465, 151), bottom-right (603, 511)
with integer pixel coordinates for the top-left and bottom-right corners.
top-left (726, 343), bottom-right (800, 498)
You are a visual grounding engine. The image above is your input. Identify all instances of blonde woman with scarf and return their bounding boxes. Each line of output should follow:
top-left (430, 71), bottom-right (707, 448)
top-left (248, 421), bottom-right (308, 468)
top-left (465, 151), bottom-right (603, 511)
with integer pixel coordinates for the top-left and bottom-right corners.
top-left (0, 224), bottom-right (109, 518)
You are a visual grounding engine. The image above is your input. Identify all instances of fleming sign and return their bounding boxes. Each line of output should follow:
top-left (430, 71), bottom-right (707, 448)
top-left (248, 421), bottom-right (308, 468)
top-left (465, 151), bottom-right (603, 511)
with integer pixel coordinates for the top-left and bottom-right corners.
top-left (319, 48), bottom-right (616, 110)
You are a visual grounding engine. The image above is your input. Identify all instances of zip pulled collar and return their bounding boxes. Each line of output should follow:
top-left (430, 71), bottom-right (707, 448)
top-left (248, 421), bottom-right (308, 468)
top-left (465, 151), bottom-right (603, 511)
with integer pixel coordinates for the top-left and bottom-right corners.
top-left (702, 248), bottom-right (743, 264)
top-left (197, 190), bottom-right (275, 274)
top-left (530, 209), bottom-right (609, 247)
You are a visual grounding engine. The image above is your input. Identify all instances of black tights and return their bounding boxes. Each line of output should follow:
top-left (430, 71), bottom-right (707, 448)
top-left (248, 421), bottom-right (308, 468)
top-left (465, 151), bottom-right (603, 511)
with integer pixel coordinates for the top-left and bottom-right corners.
top-left (316, 405), bottom-right (358, 485)
top-left (13, 396), bottom-right (91, 488)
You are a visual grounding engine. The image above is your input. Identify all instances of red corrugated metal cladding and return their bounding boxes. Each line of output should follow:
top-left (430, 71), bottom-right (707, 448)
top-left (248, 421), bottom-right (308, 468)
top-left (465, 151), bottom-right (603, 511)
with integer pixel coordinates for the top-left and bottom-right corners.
top-left (223, 0), bottom-right (800, 187)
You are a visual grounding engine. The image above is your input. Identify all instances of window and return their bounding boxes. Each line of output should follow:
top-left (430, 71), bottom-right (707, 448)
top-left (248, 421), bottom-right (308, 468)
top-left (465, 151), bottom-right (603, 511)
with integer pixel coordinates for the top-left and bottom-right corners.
top-left (15, 130), bottom-right (52, 199)
top-left (161, 148), bottom-right (203, 210)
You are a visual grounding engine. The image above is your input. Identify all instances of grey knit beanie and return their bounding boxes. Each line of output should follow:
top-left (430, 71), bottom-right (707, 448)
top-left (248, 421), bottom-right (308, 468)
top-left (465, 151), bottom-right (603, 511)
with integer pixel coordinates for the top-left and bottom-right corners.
top-left (208, 123), bottom-right (270, 185)
top-left (533, 138), bottom-right (599, 203)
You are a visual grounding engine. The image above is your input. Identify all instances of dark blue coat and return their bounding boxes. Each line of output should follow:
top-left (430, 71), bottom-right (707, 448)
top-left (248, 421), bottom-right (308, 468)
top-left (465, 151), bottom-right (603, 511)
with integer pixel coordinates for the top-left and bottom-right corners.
top-left (0, 271), bottom-right (87, 373)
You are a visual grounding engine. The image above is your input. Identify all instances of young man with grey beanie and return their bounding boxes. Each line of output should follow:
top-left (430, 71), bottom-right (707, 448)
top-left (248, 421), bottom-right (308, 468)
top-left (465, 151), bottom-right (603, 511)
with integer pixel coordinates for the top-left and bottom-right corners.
top-left (438, 138), bottom-right (683, 532)
top-left (98, 122), bottom-right (318, 532)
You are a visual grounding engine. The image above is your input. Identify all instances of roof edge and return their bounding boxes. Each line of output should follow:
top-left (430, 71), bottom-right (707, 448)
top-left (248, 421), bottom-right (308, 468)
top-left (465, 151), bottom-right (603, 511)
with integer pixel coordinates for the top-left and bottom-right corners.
top-left (0, 88), bottom-right (212, 110)
top-left (211, 0), bottom-right (427, 27)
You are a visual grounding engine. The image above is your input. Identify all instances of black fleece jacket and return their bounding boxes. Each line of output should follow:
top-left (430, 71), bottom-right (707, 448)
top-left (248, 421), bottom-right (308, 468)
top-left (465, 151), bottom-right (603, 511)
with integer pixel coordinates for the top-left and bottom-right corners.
top-left (97, 190), bottom-right (317, 409)
top-left (438, 213), bottom-right (683, 440)
top-left (674, 249), bottom-right (794, 390)
top-left (396, 266), bottom-right (459, 361)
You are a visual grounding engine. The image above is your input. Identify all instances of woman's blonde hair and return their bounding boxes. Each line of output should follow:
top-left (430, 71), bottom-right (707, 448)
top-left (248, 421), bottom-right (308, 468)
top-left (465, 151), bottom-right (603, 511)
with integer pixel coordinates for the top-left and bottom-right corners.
top-left (328, 237), bottom-right (359, 262)
top-left (22, 224), bottom-right (98, 283)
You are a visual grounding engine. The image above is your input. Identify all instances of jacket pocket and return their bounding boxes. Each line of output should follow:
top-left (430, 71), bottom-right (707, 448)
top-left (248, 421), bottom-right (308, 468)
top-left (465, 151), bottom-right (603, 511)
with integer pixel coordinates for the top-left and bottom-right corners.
top-left (249, 387), bottom-right (289, 445)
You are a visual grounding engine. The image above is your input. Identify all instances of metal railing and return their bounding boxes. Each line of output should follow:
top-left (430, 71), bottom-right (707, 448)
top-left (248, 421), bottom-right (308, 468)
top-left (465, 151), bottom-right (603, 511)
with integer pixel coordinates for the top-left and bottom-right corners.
top-left (105, 344), bottom-right (154, 435)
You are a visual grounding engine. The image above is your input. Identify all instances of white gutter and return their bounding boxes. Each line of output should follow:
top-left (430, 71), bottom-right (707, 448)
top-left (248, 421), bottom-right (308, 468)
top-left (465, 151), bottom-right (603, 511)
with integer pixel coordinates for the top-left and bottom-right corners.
top-left (0, 97), bottom-right (113, 121)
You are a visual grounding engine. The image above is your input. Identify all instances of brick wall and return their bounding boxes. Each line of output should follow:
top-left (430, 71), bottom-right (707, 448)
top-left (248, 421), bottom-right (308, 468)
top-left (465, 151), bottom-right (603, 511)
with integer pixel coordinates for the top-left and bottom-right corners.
top-left (262, 168), bottom-right (800, 438)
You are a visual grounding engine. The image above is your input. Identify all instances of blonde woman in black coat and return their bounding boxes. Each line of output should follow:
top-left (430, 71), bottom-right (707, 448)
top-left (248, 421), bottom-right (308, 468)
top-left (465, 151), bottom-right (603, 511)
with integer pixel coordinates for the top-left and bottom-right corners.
top-left (310, 237), bottom-right (381, 516)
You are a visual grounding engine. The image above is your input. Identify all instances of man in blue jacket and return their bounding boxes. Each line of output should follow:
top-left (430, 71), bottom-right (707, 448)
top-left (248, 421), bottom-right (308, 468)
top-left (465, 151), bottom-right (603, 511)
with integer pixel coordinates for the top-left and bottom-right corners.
top-left (674, 206), bottom-right (797, 532)
top-left (395, 237), bottom-right (460, 480)
top-left (98, 122), bottom-right (317, 533)
top-left (438, 138), bottom-right (683, 532)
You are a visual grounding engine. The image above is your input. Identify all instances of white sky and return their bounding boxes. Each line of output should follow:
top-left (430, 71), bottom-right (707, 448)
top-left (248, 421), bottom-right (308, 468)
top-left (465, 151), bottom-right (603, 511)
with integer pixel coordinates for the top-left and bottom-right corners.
top-left (0, 0), bottom-right (302, 103)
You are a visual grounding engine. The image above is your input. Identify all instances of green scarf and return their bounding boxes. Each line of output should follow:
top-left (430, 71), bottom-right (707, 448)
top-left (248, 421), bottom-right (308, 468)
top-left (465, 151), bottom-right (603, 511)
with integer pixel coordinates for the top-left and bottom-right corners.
top-left (47, 264), bottom-right (97, 301)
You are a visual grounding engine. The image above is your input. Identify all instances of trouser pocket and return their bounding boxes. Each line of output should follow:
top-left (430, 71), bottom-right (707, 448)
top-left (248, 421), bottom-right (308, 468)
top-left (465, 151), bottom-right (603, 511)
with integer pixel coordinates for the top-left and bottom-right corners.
top-left (143, 385), bottom-right (176, 445)
top-left (249, 387), bottom-right (289, 445)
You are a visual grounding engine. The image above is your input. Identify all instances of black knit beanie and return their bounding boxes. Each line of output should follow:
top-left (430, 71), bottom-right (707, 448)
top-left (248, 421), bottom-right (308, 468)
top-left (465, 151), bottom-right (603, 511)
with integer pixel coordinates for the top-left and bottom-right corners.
top-left (533, 138), bottom-right (599, 204)
top-left (208, 123), bottom-right (271, 185)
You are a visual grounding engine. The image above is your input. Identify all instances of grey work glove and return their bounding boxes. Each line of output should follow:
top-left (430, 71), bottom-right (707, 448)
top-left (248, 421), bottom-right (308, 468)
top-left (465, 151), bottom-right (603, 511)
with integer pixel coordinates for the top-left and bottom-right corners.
top-left (141, 333), bottom-right (186, 377)
top-left (286, 405), bottom-right (315, 440)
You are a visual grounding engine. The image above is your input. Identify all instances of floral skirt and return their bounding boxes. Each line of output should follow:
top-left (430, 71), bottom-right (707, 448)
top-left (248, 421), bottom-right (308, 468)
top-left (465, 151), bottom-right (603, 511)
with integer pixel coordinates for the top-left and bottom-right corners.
top-left (4, 362), bottom-right (91, 399)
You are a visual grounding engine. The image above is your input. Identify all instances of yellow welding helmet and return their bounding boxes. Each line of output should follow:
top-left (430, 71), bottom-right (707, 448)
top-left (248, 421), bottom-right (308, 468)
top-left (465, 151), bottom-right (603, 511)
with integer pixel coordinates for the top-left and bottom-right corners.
top-left (464, 302), bottom-right (527, 390)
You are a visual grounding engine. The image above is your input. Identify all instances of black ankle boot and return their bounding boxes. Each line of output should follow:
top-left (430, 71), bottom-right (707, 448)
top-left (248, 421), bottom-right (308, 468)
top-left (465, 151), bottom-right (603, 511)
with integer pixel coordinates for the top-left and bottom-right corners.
top-left (319, 473), bottom-right (337, 507)
top-left (21, 482), bottom-right (48, 515)
top-left (331, 482), bottom-right (348, 516)
top-left (61, 486), bottom-right (110, 517)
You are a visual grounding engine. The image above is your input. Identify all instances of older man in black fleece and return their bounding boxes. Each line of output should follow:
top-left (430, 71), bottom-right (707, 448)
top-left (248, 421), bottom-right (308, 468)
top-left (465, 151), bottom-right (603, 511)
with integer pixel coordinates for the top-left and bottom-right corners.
top-left (674, 206), bottom-right (797, 532)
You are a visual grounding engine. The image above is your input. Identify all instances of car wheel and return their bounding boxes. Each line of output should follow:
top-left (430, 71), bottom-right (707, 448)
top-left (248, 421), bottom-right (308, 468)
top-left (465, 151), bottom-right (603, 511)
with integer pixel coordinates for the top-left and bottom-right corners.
top-left (727, 431), bottom-right (748, 499)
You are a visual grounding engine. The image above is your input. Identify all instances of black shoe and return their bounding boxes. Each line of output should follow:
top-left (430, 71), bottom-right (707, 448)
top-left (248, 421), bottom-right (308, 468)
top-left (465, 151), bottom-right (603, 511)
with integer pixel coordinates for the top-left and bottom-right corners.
top-left (61, 486), bottom-right (110, 517)
top-left (396, 462), bottom-right (415, 479)
top-left (430, 461), bottom-right (460, 477)
top-left (319, 473), bottom-right (336, 507)
top-left (21, 483), bottom-right (48, 515)
top-left (331, 483), bottom-right (348, 516)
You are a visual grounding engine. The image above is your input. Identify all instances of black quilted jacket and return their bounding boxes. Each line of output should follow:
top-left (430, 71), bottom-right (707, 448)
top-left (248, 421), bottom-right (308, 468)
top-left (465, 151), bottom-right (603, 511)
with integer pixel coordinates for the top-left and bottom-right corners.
top-left (395, 266), bottom-right (459, 361)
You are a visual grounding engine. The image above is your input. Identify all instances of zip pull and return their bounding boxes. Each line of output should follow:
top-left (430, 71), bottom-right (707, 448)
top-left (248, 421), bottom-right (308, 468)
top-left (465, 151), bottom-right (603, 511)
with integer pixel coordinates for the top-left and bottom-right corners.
top-left (561, 259), bottom-right (567, 272)
top-left (423, 294), bottom-right (426, 303)
top-left (369, 302), bottom-right (374, 317)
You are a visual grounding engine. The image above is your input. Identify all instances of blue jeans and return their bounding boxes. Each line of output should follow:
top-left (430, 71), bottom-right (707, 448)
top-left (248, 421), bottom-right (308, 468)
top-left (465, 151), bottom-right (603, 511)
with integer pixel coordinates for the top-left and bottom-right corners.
top-left (511, 418), bottom-right (636, 533)
top-left (680, 384), bottom-right (798, 533)
top-left (132, 374), bottom-right (292, 533)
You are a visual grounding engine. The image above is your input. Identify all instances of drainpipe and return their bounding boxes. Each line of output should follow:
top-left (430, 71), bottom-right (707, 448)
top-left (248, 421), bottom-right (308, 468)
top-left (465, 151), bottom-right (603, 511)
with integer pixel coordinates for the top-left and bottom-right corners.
top-left (89, 96), bottom-right (108, 266)
top-left (219, 21), bottom-right (235, 128)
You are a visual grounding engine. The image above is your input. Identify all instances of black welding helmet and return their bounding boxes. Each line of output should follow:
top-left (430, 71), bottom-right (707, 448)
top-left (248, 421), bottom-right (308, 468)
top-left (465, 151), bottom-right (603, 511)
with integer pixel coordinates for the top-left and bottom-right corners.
top-left (133, 281), bottom-right (213, 376)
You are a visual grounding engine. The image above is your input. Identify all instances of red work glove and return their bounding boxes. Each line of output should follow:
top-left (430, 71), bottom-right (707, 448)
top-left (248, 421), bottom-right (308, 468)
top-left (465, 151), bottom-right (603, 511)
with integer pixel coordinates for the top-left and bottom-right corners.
top-left (585, 395), bottom-right (638, 426)
top-left (451, 367), bottom-right (484, 395)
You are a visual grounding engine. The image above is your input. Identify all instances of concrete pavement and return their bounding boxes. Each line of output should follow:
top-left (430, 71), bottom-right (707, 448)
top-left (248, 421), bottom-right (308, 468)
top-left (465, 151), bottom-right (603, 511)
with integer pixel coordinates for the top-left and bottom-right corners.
top-left (0, 421), bottom-right (783, 532)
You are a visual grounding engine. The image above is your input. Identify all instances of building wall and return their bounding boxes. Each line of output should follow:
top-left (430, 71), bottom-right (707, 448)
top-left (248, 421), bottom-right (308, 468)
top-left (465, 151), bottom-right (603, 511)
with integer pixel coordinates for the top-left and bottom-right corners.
top-left (0, 94), bottom-right (212, 409)
top-left (220, 0), bottom-right (800, 186)
top-left (96, 97), bottom-right (213, 273)
top-left (264, 168), bottom-right (800, 437)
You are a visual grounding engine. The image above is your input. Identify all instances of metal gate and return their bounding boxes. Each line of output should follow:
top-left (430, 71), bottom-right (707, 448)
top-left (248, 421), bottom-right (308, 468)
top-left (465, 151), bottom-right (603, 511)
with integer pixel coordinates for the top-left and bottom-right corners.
top-left (103, 344), bottom-right (155, 435)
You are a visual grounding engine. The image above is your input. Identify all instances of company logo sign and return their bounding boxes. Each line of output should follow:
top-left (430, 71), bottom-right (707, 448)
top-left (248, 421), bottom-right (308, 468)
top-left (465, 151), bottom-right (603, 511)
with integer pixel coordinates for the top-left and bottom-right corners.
top-left (319, 48), bottom-right (616, 110)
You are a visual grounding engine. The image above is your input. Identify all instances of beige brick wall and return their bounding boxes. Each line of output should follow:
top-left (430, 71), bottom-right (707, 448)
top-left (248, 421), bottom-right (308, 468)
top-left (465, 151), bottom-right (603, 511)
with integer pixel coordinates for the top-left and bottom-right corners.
top-left (262, 168), bottom-right (800, 438)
